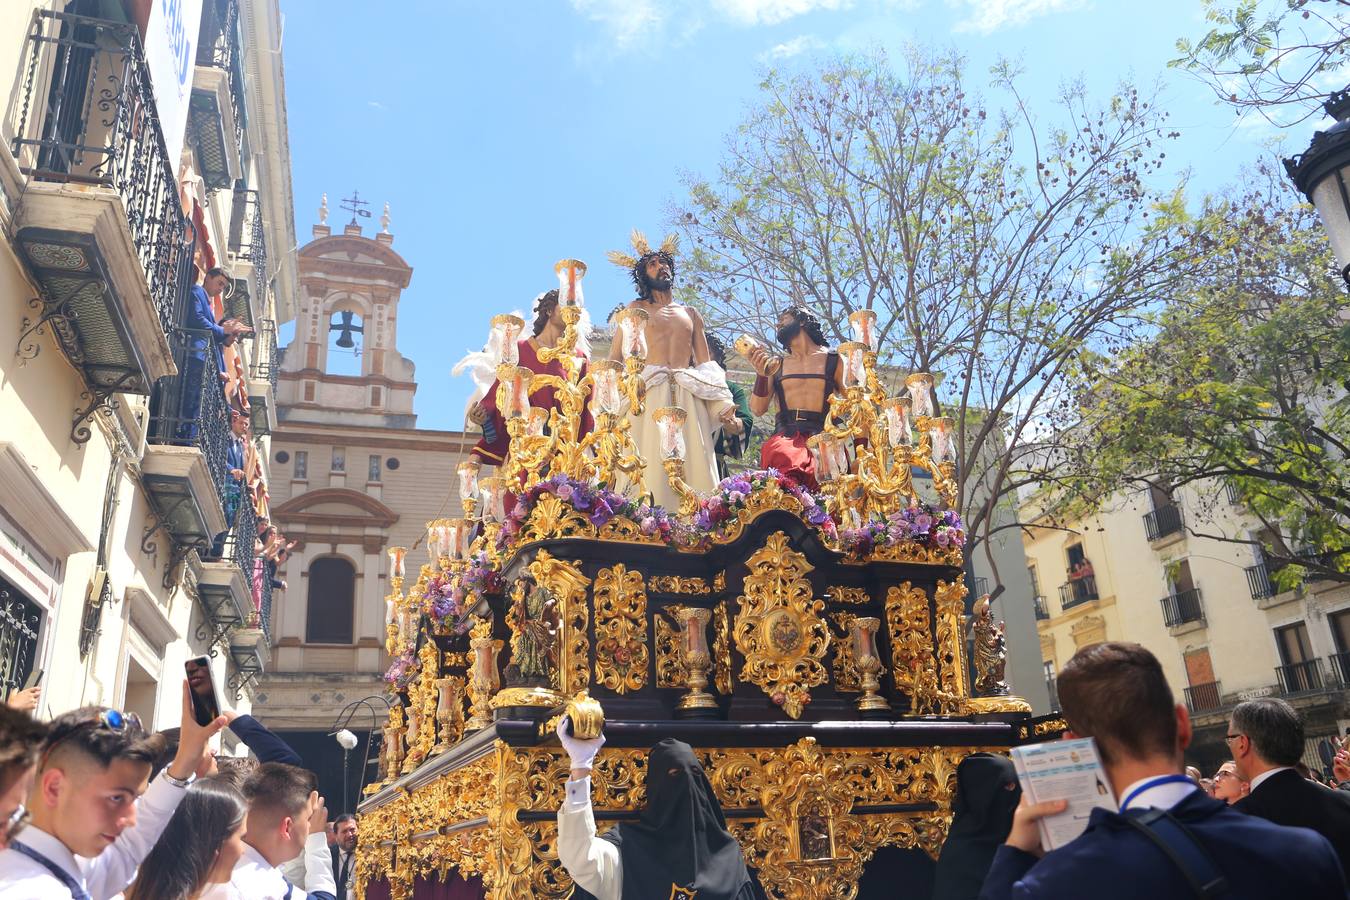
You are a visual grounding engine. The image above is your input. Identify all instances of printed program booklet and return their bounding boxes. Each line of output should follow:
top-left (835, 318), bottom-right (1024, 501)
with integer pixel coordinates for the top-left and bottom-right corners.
top-left (1009, 737), bottom-right (1118, 850)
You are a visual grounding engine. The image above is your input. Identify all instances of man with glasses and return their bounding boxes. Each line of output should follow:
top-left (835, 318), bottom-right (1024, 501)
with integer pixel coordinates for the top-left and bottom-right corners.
top-left (0, 681), bottom-right (225, 899)
top-left (1228, 697), bottom-right (1350, 881)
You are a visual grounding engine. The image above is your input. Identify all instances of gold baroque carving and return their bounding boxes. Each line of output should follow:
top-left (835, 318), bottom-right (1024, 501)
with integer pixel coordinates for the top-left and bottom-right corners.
top-left (885, 582), bottom-right (941, 715)
top-left (593, 564), bottom-right (649, 694)
top-left (655, 604), bottom-right (688, 688)
top-left (733, 532), bottom-right (830, 718)
top-left (528, 551), bottom-right (591, 696)
top-left (830, 611), bottom-right (861, 692)
top-left (714, 599), bottom-right (733, 696)
top-left (829, 586), bottom-right (871, 605)
top-left (514, 493), bottom-right (665, 549)
top-left (934, 579), bottom-right (969, 713)
top-left (651, 574), bottom-right (713, 594)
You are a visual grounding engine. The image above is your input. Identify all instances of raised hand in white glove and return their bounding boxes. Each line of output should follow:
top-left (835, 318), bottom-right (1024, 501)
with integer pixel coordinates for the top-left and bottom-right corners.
top-left (557, 715), bottom-right (605, 773)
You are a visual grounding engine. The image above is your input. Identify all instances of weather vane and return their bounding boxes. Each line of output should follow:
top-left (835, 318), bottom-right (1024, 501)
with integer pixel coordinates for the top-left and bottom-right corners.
top-left (340, 189), bottom-right (372, 225)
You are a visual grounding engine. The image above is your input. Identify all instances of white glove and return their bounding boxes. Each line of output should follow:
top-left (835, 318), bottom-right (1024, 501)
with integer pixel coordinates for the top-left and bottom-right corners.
top-left (557, 716), bottom-right (605, 772)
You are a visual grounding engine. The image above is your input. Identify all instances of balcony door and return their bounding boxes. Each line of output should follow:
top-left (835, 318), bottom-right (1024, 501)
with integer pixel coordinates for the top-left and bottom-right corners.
top-left (1331, 610), bottom-right (1350, 683)
top-left (1183, 648), bottom-right (1220, 712)
top-left (1275, 622), bottom-right (1318, 692)
top-left (1169, 559), bottom-right (1196, 596)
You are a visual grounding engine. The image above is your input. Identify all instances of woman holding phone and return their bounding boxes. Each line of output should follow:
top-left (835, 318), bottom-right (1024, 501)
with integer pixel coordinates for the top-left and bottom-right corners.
top-left (122, 777), bottom-right (248, 900)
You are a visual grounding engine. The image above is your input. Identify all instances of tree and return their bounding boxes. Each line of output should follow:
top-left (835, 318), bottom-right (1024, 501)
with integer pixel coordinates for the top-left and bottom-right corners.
top-left (672, 48), bottom-right (1197, 594)
top-left (1173, 0), bottom-right (1350, 124)
top-left (1058, 163), bottom-right (1350, 584)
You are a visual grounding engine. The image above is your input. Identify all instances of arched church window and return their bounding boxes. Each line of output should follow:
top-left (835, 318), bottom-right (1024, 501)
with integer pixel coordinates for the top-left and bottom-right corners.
top-left (306, 557), bottom-right (355, 645)
top-left (326, 310), bottom-right (364, 377)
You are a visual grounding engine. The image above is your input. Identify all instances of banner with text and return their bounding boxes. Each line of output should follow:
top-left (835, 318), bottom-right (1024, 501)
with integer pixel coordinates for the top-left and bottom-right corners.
top-left (144, 0), bottom-right (205, 168)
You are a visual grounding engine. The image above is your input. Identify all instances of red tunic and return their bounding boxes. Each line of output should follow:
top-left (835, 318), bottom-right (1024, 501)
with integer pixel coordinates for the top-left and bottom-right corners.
top-left (471, 337), bottom-right (593, 466)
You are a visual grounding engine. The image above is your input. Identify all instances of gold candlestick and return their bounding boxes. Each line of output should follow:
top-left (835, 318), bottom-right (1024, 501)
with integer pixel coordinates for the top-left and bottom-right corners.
top-left (432, 676), bottom-right (464, 755)
top-left (675, 606), bottom-right (717, 714)
top-left (848, 616), bottom-right (889, 716)
top-left (467, 617), bottom-right (502, 731)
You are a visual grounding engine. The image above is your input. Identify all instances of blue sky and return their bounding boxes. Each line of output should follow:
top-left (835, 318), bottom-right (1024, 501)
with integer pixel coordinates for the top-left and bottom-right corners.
top-left (277, 0), bottom-right (1293, 431)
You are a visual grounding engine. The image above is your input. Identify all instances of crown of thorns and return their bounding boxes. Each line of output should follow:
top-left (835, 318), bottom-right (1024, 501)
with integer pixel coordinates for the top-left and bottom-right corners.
top-left (607, 229), bottom-right (679, 292)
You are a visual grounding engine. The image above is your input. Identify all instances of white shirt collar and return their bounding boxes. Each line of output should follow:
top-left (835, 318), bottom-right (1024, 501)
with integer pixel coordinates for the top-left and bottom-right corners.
top-left (13, 825), bottom-right (86, 887)
top-left (1249, 766), bottom-right (1296, 792)
top-left (230, 843), bottom-right (287, 896)
top-left (1119, 774), bottom-right (1200, 811)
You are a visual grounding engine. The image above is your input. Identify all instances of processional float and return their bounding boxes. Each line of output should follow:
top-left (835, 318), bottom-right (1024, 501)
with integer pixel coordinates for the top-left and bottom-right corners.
top-left (357, 259), bottom-right (1060, 900)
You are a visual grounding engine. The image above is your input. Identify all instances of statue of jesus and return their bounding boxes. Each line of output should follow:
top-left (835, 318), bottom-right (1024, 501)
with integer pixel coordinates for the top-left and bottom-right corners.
top-left (607, 231), bottom-right (736, 511)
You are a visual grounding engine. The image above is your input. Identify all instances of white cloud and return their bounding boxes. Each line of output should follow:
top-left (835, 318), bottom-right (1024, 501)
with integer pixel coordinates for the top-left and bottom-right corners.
top-left (712, 0), bottom-right (852, 26)
top-left (948, 0), bottom-right (1085, 35)
top-left (759, 34), bottom-right (825, 61)
top-left (569, 0), bottom-right (668, 49)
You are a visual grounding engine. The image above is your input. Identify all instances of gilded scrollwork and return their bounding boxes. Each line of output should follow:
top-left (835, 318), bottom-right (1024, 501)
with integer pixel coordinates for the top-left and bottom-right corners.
top-left (512, 493), bottom-right (666, 549)
top-left (829, 611), bottom-right (861, 692)
top-left (650, 574), bottom-right (712, 594)
top-left (733, 532), bottom-right (831, 718)
top-left (593, 564), bottom-right (649, 693)
top-left (828, 586), bottom-right (871, 605)
top-left (934, 578), bottom-right (969, 711)
top-left (714, 600), bottom-right (733, 695)
top-left (655, 604), bottom-right (688, 688)
top-left (528, 551), bottom-right (591, 696)
top-left (885, 582), bottom-right (941, 715)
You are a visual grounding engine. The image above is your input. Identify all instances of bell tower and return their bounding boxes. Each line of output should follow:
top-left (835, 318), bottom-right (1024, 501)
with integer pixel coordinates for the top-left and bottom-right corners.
top-left (279, 193), bottom-right (417, 428)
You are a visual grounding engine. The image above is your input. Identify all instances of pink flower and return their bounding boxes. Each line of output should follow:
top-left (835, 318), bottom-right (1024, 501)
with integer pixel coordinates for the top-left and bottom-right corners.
top-left (557, 484), bottom-right (574, 501)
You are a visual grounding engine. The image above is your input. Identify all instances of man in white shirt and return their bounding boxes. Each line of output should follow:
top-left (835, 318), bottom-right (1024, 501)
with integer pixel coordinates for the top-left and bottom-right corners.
top-left (0, 681), bottom-right (226, 899)
top-left (202, 762), bottom-right (335, 900)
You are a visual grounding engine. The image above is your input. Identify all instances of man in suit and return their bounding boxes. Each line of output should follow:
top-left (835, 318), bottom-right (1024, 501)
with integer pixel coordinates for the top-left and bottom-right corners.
top-left (979, 642), bottom-right (1345, 899)
top-left (178, 268), bottom-right (250, 441)
top-left (330, 814), bottom-right (357, 900)
top-left (1230, 696), bottom-right (1350, 880)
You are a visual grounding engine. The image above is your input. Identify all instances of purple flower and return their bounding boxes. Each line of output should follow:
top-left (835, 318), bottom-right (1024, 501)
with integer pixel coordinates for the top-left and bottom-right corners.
top-left (640, 516), bottom-right (658, 534)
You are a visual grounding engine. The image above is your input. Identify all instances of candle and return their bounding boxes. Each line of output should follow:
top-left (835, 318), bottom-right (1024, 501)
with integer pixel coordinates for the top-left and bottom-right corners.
top-left (388, 546), bottom-right (407, 580)
top-left (426, 524), bottom-right (441, 569)
top-left (808, 433), bottom-right (841, 481)
top-left (480, 477), bottom-right (507, 523)
top-left (848, 310), bottom-right (878, 351)
top-left (884, 398), bottom-right (912, 447)
top-left (654, 407), bottom-right (687, 460)
top-left (488, 314), bottom-right (524, 367)
top-left (589, 360), bottom-right (624, 416)
top-left (614, 308), bottom-right (649, 360)
top-left (838, 342), bottom-right (867, 390)
top-left (929, 416), bottom-right (954, 464)
top-left (906, 373), bottom-right (935, 418)
top-left (496, 365), bottom-right (533, 419)
top-left (457, 460), bottom-right (480, 504)
top-left (554, 258), bottom-right (588, 307)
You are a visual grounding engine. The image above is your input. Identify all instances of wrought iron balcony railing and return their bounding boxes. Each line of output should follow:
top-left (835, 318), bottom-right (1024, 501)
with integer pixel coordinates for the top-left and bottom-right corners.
top-left (1058, 575), bottom-right (1099, 610)
top-left (196, 0), bottom-right (245, 153)
top-left (250, 318), bottom-right (279, 395)
top-left (224, 490), bottom-right (257, 613)
top-left (1245, 562), bottom-right (1276, 600)
top-left (0, 581), bottom-right (42, 703)
top-left (1331, 651), bottom-right (1350, 687)
top-left (972, 576), bottom-right (989, 598)
top-left (148, 329), bottom-right (232, 506)
top-left (1160, 587), bottom-right (1205, 628)
top-left (1184, 681), bottom-right (1223, 713)
top-left (1276, 658), bottom-right (1330, 695)
top-left (258, 558), bottom-right (275, 643)
top-left (1033, 594), bottom-right (1050, 621)
top-left (229, 189), bottom-right (269, 320)
top-left (1143, 504), bottom-right (1185, 542)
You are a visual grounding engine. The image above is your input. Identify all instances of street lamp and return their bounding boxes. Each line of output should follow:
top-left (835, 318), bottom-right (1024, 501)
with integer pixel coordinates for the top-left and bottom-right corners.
top-left (1285, 88), bottom-right (1350, 287)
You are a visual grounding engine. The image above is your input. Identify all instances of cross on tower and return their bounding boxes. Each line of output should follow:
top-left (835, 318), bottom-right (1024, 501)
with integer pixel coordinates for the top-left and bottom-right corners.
top-left (339, 189), bottom-right (372, 225)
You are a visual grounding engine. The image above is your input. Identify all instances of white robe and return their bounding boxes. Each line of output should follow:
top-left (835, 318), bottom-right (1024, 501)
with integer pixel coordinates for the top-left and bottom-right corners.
top-left (619, 361), bottom-right (734, 511)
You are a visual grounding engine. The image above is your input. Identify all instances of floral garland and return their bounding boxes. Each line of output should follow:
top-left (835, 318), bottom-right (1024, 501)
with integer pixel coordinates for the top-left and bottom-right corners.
top-left (420, 551), bottom-right (502, 635)
top-left (837, 504), bottom-right (965, 557)
top-left (383, 647), bottom-right (416, 690)
top-left (693, 469), bottom-right (836, 544)
top-left (498, 474), bottom-right (688, 546)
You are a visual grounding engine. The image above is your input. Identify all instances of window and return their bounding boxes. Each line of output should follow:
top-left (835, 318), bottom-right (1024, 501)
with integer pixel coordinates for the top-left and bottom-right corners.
top-left (1027, 565), bottom-right (1040, 598)
top-left (1331, 610), bottom-right (1350, 655)
top-left (1276, 622), bottom-right (1313, 666)
top-left (1043, 660), bottom-right (1059, 709)
top-left (368, 455), bottom-right (382, 482)
top-left (1065, 544), bottom-right (1086, 570)
top-left (306, 558), bottom-right (355, 645)
top-left (0, 578), bottom-right (43, 702)
top-left (293, 451), bottom-right (307, 480)
top-left (331, 448), bottom-right (345, 473)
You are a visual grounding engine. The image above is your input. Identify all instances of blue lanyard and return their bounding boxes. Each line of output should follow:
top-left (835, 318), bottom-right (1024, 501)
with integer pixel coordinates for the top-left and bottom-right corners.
top-left (1120, 774), bottom-right (1195, 811)
top-left (10, 841), bottom-right (91, 900)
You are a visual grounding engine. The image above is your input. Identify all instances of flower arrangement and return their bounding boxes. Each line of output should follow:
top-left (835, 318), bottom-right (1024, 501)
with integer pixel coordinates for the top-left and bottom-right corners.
top-left (837, 504), bottom-right (965, 556)
top-left (693, 469), bottom-right (836, 543)
top-left (498, 474), bottom-right (680, 545)
top-left (383, 648), bottom-right (416, 690)
top-left (420, 551), bottom-right (502, 635)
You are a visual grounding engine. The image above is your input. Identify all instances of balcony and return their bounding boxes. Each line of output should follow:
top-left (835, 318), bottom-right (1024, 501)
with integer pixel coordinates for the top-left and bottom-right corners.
top-left (972, 576), bottom-right (989, 597)
top-left (1184, 681), bottom-right (1223, 713)
top-left (1275, 659), bottom-right (1333, 696)
top-left (1245, 563), bottom-right (1276, 601)
top-left (227, 188), bottom-right (269, 328)
top-left (187, 0), bottom-right (245, 189)
top-left (1331, 652), bottom-right (1350, 686)
top-left (1058, 575), bottom-right (1099, 610)
top-left (1143, 504), bottom-right (1185, 543)
top-left (247, 318), bottom-right (278, 435)
top-left (142, 331), bottom-right (231, 550)
top-left (1160, 587), bottom-right (1205, 629)
top-left (8, 10), bottom-right (193, 440)
top-left (1033, 594), bottom-right (1050, 621)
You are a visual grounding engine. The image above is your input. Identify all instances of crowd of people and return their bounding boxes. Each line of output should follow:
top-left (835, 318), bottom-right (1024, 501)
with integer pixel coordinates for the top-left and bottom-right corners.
top-left (0, 682), bottom-right (360, 900)
top-left (181, 267), bottom-right (298, 625)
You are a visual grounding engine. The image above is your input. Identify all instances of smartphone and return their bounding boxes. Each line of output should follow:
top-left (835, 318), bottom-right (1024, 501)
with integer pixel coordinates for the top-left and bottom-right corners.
top-left (22, 667), bottom-right (43, 690)
top-left (185, 656), bottom-right (222, 726)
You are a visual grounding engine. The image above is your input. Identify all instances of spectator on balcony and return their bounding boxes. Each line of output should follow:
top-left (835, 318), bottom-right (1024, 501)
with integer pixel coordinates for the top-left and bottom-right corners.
top-left (1230, 697), bottom-right (1350, 880)
top-left (209, 410), bottom-right (250, 561)
top-left (1212, 762), bottom-right (1249, 805)
top-left (180, 268), bottom-right (251, 442)
top-left (979, 642), bottom-right (1345, 900)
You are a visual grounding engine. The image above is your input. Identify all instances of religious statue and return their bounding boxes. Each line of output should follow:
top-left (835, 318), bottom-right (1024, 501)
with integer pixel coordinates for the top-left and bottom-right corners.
top-left (606, 230), bottom-right (736, 509)
top-left (456, 289), bottom-right (594, 470)
top-left (745, 306), bottom-right (839, 490)
top-left (970, 596), bottom-right (1010, 696)
top-left (505, 576), bottom-right (559, 688)
top-left (706, 335), bottom-right (754, 480)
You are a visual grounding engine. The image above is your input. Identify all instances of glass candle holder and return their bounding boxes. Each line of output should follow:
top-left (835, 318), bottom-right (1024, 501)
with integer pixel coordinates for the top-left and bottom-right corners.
top-left (388, 546), bottom-right (407, 581)
top-left (426, 524), bottom-right (442, 569)
top-left (496, 365), bottom-right (533, 419)
top-left (653, 407), bottom-right (688, 460)
top-left (838, 342), bottom-right (867, 390)
top-left (450, 519), bottom-right (475, 560)
top-left (848, 309), bottom-right (879, 351)
top-left (480, 477), bottom-right (507, 523)
top-left (488, 314), bottom-right (524, 367)
top-left (614, 308), bottom-right (649, 360)
top-left (554, 258), bottom-right (588, 306)
top-left (928, 416), bottom-right (954, 464)
top-left (589, 359), bottom-right (624, 416)
top-left (524, 406), bottom-right (549, 438)
top-left (884, 397), bottom-right (912, 447)
top-left (906, 373), bottom-right (935, 419)
top-left (457, 460), bottom-right (480, 505)
top-left (808, 433), bottom-right (844, 482)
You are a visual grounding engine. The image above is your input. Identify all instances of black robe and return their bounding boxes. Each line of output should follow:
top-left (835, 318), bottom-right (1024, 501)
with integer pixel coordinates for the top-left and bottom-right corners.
top-left (931, 753), bottom-right (1021, 900)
